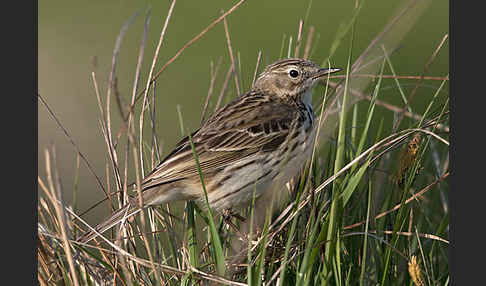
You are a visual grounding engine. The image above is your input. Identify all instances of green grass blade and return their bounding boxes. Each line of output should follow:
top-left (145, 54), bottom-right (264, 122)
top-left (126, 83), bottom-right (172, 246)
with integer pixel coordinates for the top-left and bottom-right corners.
top-left (327, 0), bottom-right (364, 60)
top-left (359, 180), bottom-right (373, 286)
top-left (417, 76), bottom-right (448, 128)
top-left (324, 15), bottom-right (357, 284)
top-left (353, 57), bottom-right (386, 165)
top-left (187, 134), bottom-right (225, 277)
top-left (381, 45), bottom-right (412, 115)
top-left (351, 104), bottom-right (358, 148)
top-left (296, 199), bottom-right (328, 286)
top-left (186, 201), bottom-right (198, 268)
top-left (247, 185), bottom-right (257, 286)
top-left (279, 34), bottom-right (287, 59)
top-left (341, 160), bottom-right (369, 207)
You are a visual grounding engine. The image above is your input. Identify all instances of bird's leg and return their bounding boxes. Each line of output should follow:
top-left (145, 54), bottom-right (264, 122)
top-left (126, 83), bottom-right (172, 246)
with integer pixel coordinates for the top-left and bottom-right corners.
top-left (221, 208), bottom-right (247, 239)
top-left (222, 208), bottom-right (246, 222)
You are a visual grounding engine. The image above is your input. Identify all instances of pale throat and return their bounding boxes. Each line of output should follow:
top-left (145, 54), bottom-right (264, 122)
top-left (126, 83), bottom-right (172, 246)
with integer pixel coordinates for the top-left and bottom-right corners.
top-left (302, 87), bottom-right (314, 108)
top-left (301, 87), bottom-right (315, 129)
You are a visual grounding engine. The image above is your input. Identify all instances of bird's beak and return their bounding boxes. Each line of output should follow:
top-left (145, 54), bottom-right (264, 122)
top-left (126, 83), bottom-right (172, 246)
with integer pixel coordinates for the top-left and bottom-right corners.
top-left (312, 67), bottom-right (341, 79)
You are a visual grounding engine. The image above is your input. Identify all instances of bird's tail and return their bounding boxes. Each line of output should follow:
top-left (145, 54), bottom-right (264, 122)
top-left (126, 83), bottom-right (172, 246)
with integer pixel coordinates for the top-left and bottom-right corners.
top-left (78, 204), bottom-right (142, 244)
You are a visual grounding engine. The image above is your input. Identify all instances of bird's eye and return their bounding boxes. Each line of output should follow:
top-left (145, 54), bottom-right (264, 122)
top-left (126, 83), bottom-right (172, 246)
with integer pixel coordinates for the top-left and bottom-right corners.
top-left (289, 69), bottom-right (299, 78)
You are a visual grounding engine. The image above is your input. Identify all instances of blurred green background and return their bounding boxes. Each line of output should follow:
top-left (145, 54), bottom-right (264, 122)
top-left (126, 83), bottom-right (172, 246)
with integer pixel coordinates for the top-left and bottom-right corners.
top-left (38, 0), bottom-right (448, 224)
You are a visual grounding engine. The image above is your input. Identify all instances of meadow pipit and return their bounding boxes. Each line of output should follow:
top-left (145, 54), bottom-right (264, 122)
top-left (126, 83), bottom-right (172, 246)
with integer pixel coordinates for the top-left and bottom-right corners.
top-left (79, 58), bottom-right (340, 243)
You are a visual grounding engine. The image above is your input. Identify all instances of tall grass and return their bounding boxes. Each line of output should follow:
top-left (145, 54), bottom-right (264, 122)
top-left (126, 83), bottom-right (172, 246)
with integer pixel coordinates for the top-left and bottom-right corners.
top-left (37, 0), bottom-right (449, 285)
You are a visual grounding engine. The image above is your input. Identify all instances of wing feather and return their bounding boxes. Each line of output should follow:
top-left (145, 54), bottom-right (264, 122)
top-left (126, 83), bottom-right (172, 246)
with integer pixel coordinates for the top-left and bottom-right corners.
top-left (140, 93), bottom-right (302, 192)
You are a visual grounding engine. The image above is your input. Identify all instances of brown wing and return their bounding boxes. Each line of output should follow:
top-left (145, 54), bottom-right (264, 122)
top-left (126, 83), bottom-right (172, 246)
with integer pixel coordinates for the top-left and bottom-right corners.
top-left (140, 92), bottom-right (301, 191)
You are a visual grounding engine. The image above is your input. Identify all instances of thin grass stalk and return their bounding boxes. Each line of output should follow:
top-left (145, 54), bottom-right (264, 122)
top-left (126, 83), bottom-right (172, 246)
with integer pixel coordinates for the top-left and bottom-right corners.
top-left (174, 103), bottom-right (199, 281)
top-left (91, 73), bottom-right (117, 213)
top-left (222, 14), bottom-right (240, 96)
top-left (294, 19), bottom-right (304, 58)
top-left (326, 80), bottom-right (449, 132)
top-left (131, 0), bottom-right (246, 106)
top-left (221, 14), bottom-right (241, 96)
top-left (380, 207), bottom-right (409, 285)
top-left (415, 228), bottom-right (432, 285)
top-left (104, 161), bottom-right (114, 241)
top-left (317, 0), bottom-right (432, 155)
top-left (215, 65), bottom-right (234, 112)
top-left (296, 196), bottom-right (329, 286)
top-left (276, 209), bottom-right (300, 285)
top-left (303, 26), bottom-right (314, 60)
top-left (201, 57), bottom-right (223, 123)
top-left (351, 104), bottom-right (358, 148)
top-left (417, 77), bottom-right (448, 128)
top-left (237, 51), bottom-right (244, 91)
top-left (150, 81), bottom-right (161, 166)
top-left (294, 65), bottom-right (332, 260)
top-left (339, 232), bottom-right (408, 259)
top-left (350, 0), bottom-right (423, 73)
top-left (258, 127), bottom-right (432, 253)
top-left (343, 229), bottom-right (448, 245)
top-left (42, 150), bottom-right (80, 286)
top-left (306, 59), bottom-right (332, 225)
top-left (187, 134), bottom-right (225, 276)
top-left (275, 175), bottom-right (310, 285)
top-left (247, 186), bottom-right (258, 285)
top-left (72, 154), bottom-right (81, 237)
top-left (379, 126), bottom-right (445, 284)
top-left (359, 179), bottom-right (373, 286)
top-left (252, 51), bottom-right (262, 86)
top-left (344, 171), bottom-right (449, 232)
top-left (287, 36), bottom-right (293, 58)
top-left (139, 0), bottom-right (177, 177)
top-left (124, 7), bottom-right (151, 208)
top-left (37, 93), bottom-right (109, 205)
top-left (330, 74), bottom-right (449, 81)
top-left (381, 45), bottom-right (412, 114)
top-left (185, 201), bottom-right (197, 284)
top-left (254, 217), bottom-right (270, 286)
top-left (279, 34), bottom-right (287, 59)
top-left (394, 33), bottom-right (449, 129)
top-left (352, 58), bottom-right (386, 174)
top-left (324, 20), bottom-right (357, 283)
top-left (126, 101), bottom-right (162, 283)
top-left (105, 12), bottom-right (139, 195)
top-left (307, 32), bottom-right (321, 60)
top-left (392, 92), bottom-right (449, 282)
top-left (326, 0), bottom-right (363, 61)
top-left (70, 209), bottom-right (243, 285)
top-left (303, 0), bottom-right (314, 24)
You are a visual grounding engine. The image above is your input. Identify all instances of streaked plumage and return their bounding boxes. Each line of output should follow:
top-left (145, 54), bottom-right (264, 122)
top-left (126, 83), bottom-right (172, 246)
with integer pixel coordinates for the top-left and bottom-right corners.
top-left (79, 58), bottom-right (340, 243)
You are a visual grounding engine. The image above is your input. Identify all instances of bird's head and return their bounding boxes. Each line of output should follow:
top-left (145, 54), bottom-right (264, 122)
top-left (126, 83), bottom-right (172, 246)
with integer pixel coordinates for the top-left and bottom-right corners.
top-left (253, 58), bottom-right (341, 102)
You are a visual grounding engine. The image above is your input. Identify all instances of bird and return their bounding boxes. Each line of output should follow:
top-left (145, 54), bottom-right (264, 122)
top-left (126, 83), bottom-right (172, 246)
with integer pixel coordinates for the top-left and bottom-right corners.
top-left (79, 58), bottom-right (340, 244)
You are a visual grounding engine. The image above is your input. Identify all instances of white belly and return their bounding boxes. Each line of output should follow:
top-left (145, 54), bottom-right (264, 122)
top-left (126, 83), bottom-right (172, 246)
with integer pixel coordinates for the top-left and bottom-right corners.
top-left (205, 126), bottom-right (317, 212)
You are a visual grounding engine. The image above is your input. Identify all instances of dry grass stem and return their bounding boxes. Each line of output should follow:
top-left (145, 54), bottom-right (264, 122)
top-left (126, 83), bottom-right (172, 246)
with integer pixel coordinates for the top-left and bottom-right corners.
top-left (294, 19), bottom-right (304, 58)
top-left (133, 0), bottom-right (246, 105)
top-left (326, 80), bottom-right (449, 132)
top-left (223, 12), bottom-right (241, 96)
top-left (343, 171), bottom-right (449, 231)
top-left (140, 0), bottom-right (177, 178)
top-left (37, 93), bottom-right (110, 205)
top-left (302, 25), bottom-right (314, 60)
top-left (394, 33), bottom-right (449, 129)
top-left (41, 150), bottom-right (80, 286)
top-left (252, 50), bottom-right (262, 86)
top-left (201, 56), bottom-right (223, 123)
top-left (215, 64), bottom-right (234, 111)
top-left (329, 74), bottom-right (448, 81)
